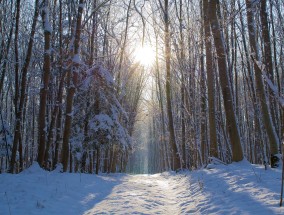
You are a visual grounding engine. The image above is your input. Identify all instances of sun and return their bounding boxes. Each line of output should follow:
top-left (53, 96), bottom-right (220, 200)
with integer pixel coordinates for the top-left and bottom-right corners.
top-left (134, 45), bottom-right (155, 66)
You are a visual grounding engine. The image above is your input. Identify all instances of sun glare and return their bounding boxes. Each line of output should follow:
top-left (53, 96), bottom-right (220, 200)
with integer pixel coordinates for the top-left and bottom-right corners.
top-left (134, 46), bottom-right (155, 66)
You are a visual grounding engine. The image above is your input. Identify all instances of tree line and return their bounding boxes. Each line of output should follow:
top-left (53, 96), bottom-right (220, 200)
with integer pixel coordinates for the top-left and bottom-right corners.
top-left (0, 0), bottom-right (283, 174)
top-left (130, 0), bottom-right (284, 173)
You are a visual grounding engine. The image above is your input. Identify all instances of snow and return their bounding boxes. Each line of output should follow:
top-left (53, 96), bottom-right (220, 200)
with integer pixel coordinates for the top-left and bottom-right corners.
top-left (83, 65), bottom-right (115, 88)
top-left (90, 114), bottom-right (114, 131)
top-left (254, 59), bottom-right (284, 108)
top-left (1, 160), bottom-right (284, 214)
top-left (42, 7), bottom-right (52, 33)
top-left (72, 54), bottom-right (82, 65)
top-left (78, 3), bottom-right (85, 9)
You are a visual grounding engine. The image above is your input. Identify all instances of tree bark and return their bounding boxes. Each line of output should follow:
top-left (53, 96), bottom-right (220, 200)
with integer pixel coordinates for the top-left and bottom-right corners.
top-left (10, 0), bottom-right (40, 173)
top-left (61, 0), bottom-right (85, 172)
top-left (199, 0), bottom-right (207, 165)
top-left (260, 0), bottom-right (278, 131)
top-left (52, 0), bottom-right (63, 170)
top-left (38, 0), bottom-right (52, 167)
top-left (208, 0), bottom-right (243, 162)
top-left (45, 74), bottom-right (65, 168)
top-left (203, 0), bottom-right (218, 159)
top-left (245, 0), bottom-right (279, 158)
top-left (96, 147), bottom-right (100, 174)
top-left (164, 0), bottom-right (181, 170)
top-left (155, 33), bottom-right (169, 171)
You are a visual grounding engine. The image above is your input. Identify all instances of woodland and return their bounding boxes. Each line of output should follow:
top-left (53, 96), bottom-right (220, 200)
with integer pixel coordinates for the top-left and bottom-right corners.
top-left (0, 0), bottom-right (284, 174)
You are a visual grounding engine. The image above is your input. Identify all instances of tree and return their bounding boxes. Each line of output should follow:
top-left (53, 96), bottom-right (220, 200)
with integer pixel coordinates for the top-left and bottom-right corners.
top-left (260, 0), bottom-right (276, 126)
top-left (208, 0), bottom-right (243, 162)
top-left (2, 0), bottom-right (284, 175)
top-left (61, 0), bottom-right (85, 172)
top-left (38, 0), bottom-right (52, 168)
top-left (163, 0), bottom-right (181, 170)
top-left (202, 0), bottom-right (218, 159)
top-left (10, 0), bottom-right (40, 173)
top-left (245, 0), bottom-right (279, 166)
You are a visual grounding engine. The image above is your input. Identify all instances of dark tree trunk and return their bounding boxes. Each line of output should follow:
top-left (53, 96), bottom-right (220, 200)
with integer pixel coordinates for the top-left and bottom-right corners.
top-left (10, 0), bottom-right (39, 173)
top-left (203, 0), bottom-right (218, 159)
top-left (38, 0), bottom-right (52, 167)
top-left (61, 0), bottom-right (84, 172)
top-left (245, 0), bottom-right (279, 161)
top-left (208, 0), bottom-right (243, 162)
top-left (164, 0), bottom-right (181, 170)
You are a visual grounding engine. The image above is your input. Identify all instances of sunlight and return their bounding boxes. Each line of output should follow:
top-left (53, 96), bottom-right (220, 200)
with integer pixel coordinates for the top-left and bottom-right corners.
top-left (134, 45), bottom-right (155, 66)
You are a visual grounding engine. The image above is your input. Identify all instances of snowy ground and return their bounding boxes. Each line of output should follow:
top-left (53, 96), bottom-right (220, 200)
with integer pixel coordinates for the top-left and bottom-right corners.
top-left (1, 160), bottom-right (284, 215)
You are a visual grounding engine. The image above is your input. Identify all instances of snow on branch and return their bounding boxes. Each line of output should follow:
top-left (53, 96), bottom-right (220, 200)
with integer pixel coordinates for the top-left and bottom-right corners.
top-left (253, 58), bottom-right (284, 108)
top-left (72, 54), bottom-right (82, 65)
top-left (89, 114), bottom-right (114, 133)
top-left (82, 64), bottom-right (115, 88)
top-left (41, 6), bottom-right (52, 33)
top-left (78, 3), bottom-right (85, 9)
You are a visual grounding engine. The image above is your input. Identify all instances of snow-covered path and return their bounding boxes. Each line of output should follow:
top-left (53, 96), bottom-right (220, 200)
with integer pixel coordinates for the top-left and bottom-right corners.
top-left (1, 161), bottom-right (284, 214)
top-left (84, 174), bottom-right (181, 215)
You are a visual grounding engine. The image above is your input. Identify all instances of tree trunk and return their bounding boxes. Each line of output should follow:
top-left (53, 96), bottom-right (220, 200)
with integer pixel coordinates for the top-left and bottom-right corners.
top-left (45, 75), bottom-right (65, 168)
top-left (38, 0), bottom-right (52, 167)
top-left (104, 147), bottom-right (109, 173)
top-left (199, 0), bottom-right (207, 165)
top-left (208, 0), bottom-right (243, 162)
top-left (0, 2), bottom-right (14, 95)
top-left (96, 147), bottom-right (100, 174)
top-left (164, 0), bottom-right (181, 170)
top-left (154, 24), bottom-right (169, 170)
top-left (61, 0), bottom-right (84, 172)
top-left (177, 0), bottom-right (187, 169)
top-left (52, 0), bottom-right (63, 170)
top-left (13, 0), bottom-right (21, 171)
top-left (203, 0), bottom-right (218, 159)
top-left (10, 0), bottom-right (39, 173)
top-left (245, 0), bottom-right (279, 162)
top-left (110, 145), bottom-right (118, 173)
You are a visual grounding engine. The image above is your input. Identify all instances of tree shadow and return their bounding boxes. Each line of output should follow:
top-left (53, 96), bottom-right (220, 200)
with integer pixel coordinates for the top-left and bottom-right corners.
top-left (183, 165), bottom-right (283, 214)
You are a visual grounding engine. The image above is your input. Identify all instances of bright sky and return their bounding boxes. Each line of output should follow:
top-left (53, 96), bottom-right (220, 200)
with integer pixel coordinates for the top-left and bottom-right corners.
top-left (134, 45), bottom-right (156, 67)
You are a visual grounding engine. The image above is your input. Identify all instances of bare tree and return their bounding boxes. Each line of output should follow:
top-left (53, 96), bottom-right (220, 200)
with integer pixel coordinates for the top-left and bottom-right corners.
top-left (163, 0), bottom-right (181, 170)
top-left (245, 0), bottom-right (279, 166)
top-left (10, 0), bottom-right (40, 173)
top-left (61, 0), bottom-right (85, 172)
top-left (202, 0), bottom-right (218, 159)
top-left (38, 0), bottom-right (52, 167)
top-left (208, 0), bottom-right (243, 162)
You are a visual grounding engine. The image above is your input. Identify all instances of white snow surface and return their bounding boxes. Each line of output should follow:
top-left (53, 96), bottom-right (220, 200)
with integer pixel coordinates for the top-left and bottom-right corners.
top-left (1, 160), bottom-right (284, 214)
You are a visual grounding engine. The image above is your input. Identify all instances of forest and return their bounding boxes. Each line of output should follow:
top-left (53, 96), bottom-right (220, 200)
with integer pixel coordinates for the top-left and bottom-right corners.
top-left (0, 0), bottom-right (283, 175)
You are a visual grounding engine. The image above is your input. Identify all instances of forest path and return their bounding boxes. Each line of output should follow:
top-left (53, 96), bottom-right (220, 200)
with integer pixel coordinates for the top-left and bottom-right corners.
top-left (1, 162), bottom-right (283, 214)
top-left (83, 173), bottom-right (190, 215)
